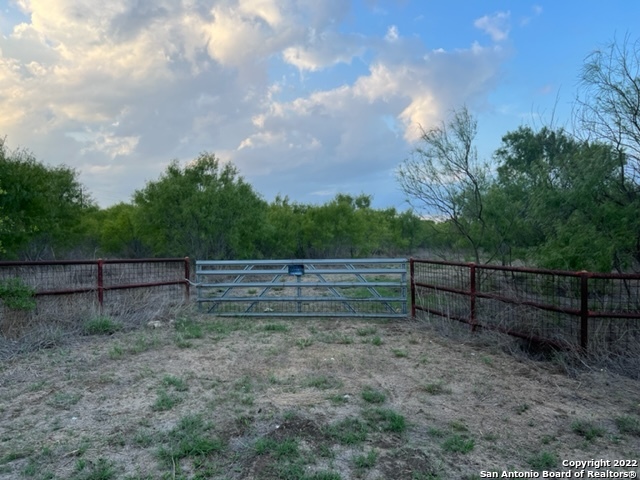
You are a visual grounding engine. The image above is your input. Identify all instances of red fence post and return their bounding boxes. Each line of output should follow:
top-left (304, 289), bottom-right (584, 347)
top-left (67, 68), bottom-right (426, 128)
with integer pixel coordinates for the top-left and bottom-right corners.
top-left (469, 263), bottom-right (477, 331)
top-left (579, 271), bottom-right (590, 351)
top-left (97, 259), bottom-right (104, 312)
top-left (184, 257), bottom-right (191, 303)
top-left (410, 258), bottom-right (416, 318)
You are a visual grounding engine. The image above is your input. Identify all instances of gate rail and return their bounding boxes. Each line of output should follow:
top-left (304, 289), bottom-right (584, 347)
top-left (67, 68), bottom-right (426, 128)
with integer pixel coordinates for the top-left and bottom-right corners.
top-left (196, 258), bottom-right (407, 318)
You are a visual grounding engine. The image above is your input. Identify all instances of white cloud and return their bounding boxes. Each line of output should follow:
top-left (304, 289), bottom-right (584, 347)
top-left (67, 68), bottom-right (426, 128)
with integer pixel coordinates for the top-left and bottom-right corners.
top-left (474, 11), bottom-right (511, 42)
top-left (385, 25), bottom-right (398, 42)
top-left (0, 0), bottom-right (508, 208)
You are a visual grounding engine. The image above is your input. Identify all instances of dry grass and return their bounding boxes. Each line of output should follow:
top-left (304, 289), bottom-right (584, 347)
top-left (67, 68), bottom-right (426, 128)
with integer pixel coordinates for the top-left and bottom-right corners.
top-left (1, 310), bottom-right (639, 479)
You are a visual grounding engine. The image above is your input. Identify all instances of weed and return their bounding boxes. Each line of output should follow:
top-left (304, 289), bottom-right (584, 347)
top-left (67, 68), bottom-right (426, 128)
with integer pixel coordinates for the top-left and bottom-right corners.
top-left (423, 382), bottom-right (450, 395)
top-left (174, 335), bottom-right (193, 348)
top-left (516, 404), bottom-right (530, 415)
top-left (297, 338), bottom-right (314, 349)
top-left (371, 336), bottom-right (383, 346)
top-left (328, 417), bottom-right (368, 444)
top-left (133, 431), bottom-right (154, 448)
top-left (264, 323), bottom-right (289, 332)
top-left (48, 392), bottom-right (82, 409)
top-left (363, 408), bottom-right (406, 433)
top-left (163, 375), bottom-right (188, 392)
top-left (481, 356), bottom-right (494, 366)
top-left (357, 326), bottom-right (377, 336)
top-left (74, 458), bottom-right (116, 480)
top-left (255, 438), bottom-right (299, 459)
top-left (83, 316), bottom-right (121, 335)
top-left (441, 434), bottom-right (474, 454)
top-left (571, 419), bottom-right (606, 441)
top-left (234, 375), bottom-right (253, 393)
top-left (308, 471), bottom-right (342, 480)
top-left (450, 420), bottom-right (468, 432)
top-left (248, 289), bottom-right (258, 294)
top-left (615, 415), bottom-right (640, 436)
top-left (152, 389), bottom-right (181, 411)
top-left (392, 348), bottom-right (408, 358)
top-left (109, 345), bottom-right (124, 360)
top-left (129, 334), bottom-right (159, 354)
top-left (354, 450), bottom-right (377, 469)
top-left (157, 414), bottom-right (224, 466)
top-left (361, 387), bottom-right (386, 404)
top-left (427, 427), bottom-right (445, 437)
top-left (528, 451), bottom-right (558, 470)
top-left (328, 394), bottom-right (348, 404)
top-left (0, 278), bottom-right (36, 310)
top-left (305, 375), bottom-right (342, 390)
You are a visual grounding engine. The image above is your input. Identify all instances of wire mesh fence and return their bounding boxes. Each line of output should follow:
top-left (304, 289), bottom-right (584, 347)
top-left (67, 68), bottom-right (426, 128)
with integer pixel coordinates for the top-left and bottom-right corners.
top-left (411, 259), bottom-right (640, 355)
top-left (0, 258), bottom-right (190, 338)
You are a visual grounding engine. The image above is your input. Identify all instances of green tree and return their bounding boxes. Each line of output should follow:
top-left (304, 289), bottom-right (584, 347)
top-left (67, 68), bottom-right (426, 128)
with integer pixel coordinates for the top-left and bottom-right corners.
top-left (576, 35), bottom-right (640, 269)
top-left (396, 107), bottom-right (491, 263)
top-left (133, 153), bottom-right (267, 259)
top-left (0, 139), bottom-right (93, 260)
top-left (492, 126), bottom-right (625, 271)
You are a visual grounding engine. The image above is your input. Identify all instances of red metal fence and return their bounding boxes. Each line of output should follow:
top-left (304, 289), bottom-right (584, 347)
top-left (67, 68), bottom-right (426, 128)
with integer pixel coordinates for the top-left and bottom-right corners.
top-left (410, 258), bottom-right (640, 353)
top-left (0, 258), bottom-right (190, 336)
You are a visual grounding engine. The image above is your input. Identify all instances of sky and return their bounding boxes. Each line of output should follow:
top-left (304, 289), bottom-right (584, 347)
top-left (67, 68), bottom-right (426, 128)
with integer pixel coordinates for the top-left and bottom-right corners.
top-left (0, 0), bottom-right (638, 211)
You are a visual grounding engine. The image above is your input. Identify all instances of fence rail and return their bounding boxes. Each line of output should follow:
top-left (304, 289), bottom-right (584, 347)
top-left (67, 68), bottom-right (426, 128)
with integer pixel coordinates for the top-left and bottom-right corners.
top-left (410, 258), bottom-right (640, 353)
top-left (196, 258), bottom-right (407, 318)
top-left (0, 258), bottom-right (190, 336)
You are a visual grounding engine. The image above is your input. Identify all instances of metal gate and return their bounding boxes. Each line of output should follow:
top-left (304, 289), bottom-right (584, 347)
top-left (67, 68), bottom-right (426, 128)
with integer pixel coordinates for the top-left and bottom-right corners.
top-left (196, 258), bottom-right (408, 318)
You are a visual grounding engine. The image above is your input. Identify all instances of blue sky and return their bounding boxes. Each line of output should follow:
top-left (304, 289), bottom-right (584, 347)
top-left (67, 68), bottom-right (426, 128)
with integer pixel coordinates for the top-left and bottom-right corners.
top-left (0, 0), bottom-right (638, 211)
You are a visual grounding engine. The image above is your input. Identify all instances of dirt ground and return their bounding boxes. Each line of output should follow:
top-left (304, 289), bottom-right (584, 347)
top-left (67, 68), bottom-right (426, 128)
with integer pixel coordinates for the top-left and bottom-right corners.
top-left (0, 313), bottom-right (639, 479)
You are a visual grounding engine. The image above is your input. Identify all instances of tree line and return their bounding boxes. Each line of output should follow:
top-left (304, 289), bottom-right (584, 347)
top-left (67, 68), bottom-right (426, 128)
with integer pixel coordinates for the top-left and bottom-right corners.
top-left (1, 36), bottom-right (639, 272)
top-left (0, 147), bottom-right (444, 261)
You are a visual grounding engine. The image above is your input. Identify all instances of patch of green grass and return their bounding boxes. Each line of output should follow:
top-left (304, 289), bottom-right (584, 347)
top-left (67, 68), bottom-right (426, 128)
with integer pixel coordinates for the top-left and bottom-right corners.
top-left (361, 387), bottom-right (386, 404)
top-left (109, 345), bottom-right (124, 359)
top-left (571, 419), bottom-right (606, 441)
top-left (152, 389), bottom-right (182, 411)
top-left (423, 381), bottom-right (450, 395)
top-left (354, 450), bottom-right (377, 469)
top-left (392, 348), bottom-right (408, 358)
top-left (306, 472), bottom-right (342, 480)
top-left (327, 394), bottom-right (348, 404)
top-left (527, 451), bottom-right (558, 470)
top-left (363, 408), bottom-right (406, 433)
top-left (28, 380), bottom-right (47, 392)
top-left (481, 356), bottom-right (494, 366)
top-left (449, 420), bottom-right (468, 432)
top-left (371, 336), bottom-right (383, 346)
top-left (356, 326), bottom-right (377, 336)
top-left (48, 391), bottom-right (82, 410)
top-left (72, 458), bottom-right (116, 480)
top-left (327, 417), bottom-right (369, 444)
top-left (441, 434), bottom-right (474, 454)
top-left (427, 427), bottom-right (445, 438)
top-left (615, 415), bottom-right (640, 436)
top-left (174, 318), bottom-right (203, 340)
top-left (163, 375), bottom-right (188, 392)
top-left (264, 324), bottom-right (289, 332)
top-left (248, 289), bottom-right (258, 294)
top-left (133, 430), bottom-right (154, 448)
top-left (304, 375), bottom-right (342, 390)
top-left (83, 316), bottom-right (122, 335)
top-left (297, 338), bottom-right (314, 349)
top-left (129, 334), bottom-right (159, 354)
top-left (255, 438), bottom-right (300, 459)
top-left (157, 414), bottom-right (225, 466)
